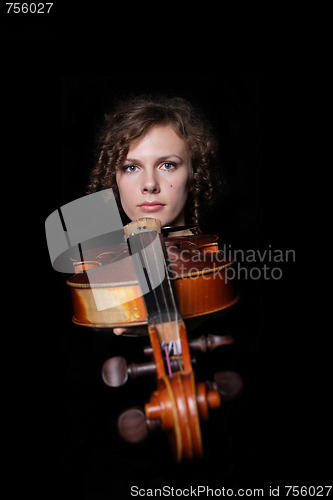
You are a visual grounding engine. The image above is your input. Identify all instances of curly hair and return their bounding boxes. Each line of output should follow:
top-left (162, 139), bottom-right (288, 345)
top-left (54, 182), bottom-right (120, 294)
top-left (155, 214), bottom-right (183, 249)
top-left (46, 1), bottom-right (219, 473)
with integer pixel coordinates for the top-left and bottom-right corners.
top-left (87, 95), bottom-right (221, 232)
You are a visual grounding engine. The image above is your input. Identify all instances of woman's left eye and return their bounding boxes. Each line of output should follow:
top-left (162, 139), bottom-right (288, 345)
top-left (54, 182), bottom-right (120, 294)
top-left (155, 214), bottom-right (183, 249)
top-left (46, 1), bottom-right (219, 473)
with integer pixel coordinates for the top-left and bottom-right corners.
top-left (160, 161), bottom-right (176, 171)
top-left (122, 164), bottom-right (139, 173)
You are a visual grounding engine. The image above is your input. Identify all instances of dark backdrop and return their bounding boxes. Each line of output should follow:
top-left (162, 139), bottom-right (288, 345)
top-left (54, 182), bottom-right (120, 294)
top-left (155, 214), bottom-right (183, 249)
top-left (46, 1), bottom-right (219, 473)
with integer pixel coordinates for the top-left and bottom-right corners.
top-left (51, 77), bottom-right (264, 495)
top-left (36, 77), bottom-right (329, 499)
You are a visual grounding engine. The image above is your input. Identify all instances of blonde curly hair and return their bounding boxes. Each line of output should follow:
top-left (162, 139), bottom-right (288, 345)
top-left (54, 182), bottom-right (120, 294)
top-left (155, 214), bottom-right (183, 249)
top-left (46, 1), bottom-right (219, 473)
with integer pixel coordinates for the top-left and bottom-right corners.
top-left (87, 95), bottom-right (220, 232)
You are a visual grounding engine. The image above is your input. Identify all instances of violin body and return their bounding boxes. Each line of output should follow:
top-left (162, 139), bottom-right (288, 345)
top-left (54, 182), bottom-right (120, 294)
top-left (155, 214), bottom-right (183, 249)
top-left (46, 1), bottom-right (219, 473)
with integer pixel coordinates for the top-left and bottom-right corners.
top-left (66, 233), bottom-right (238, 329)
top-left (66, 219), bottom-right (240, 461)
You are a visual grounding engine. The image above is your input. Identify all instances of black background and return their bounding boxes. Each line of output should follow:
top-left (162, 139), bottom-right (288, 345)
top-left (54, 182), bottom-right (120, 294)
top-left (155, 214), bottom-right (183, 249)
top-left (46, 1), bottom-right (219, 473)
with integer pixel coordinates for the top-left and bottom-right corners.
top-left (56, 76), bottom-right (267, 497)
top-left (45, 76), bottom-right (327, 498)
top-left (2, 9), bottom-right (330, 499)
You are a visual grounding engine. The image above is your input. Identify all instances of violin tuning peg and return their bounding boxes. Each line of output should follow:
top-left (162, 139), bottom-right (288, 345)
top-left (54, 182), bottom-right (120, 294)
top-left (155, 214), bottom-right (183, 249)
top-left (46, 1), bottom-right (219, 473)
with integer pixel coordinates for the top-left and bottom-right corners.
top-left (188, 334), bottom-right (234, 352)
top-left (117, 408), bottom-right (148, 443)
top-left (212, 371), bottom-right (243, 401)
top-left (102, 356), bottom-right (128, 387)
top-left (102, 356), bottom-right (159, 387)
top-left (206, 334), bottom-right (234, 350)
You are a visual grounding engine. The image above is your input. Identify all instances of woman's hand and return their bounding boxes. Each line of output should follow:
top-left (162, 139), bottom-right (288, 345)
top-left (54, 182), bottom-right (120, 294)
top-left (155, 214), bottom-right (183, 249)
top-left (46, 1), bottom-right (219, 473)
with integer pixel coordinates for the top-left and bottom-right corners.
top-left (113, 326), bottom-right (148, 336)
top-left (112, 317), bottom-right (207, 336)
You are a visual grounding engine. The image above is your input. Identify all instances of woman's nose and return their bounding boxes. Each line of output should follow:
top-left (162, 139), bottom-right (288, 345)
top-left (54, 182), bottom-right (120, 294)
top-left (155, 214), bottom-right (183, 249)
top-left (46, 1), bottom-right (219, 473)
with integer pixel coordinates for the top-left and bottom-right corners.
top-left (141, 171), bottom-right (160, 193)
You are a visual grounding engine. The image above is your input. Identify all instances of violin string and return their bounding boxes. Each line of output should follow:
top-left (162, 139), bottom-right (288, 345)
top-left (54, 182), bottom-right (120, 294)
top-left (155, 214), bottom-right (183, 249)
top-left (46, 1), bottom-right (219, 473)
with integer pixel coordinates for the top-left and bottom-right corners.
top-left (142, 229), bottom-right (163, 327)
top-left (137, 229), bottom-right (164, 344)
top-left (139, 229), bottom-right (168, 370)
top-left (154, 230), bottom-right (182, 366)
top-left (150, 228), bottom-right (182, 373)
top-left (138, 226), bottom-right (182, 374)
top-left (149, 229), bottom-right (169, 337)
top-left (164, 346), bottom-right (172, 377)
top-left (154, 230), bottom-right (182, 370)
top-left (147, 229), bottom-right (173, 352)
top-left (164, 260), bottom-right (183, 374)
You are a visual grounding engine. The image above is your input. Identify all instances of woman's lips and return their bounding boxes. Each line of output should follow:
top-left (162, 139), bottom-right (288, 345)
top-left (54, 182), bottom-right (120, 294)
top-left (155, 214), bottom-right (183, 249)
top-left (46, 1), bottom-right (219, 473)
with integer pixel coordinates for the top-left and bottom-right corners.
top-left (138, 202), bottom-right (165, 212)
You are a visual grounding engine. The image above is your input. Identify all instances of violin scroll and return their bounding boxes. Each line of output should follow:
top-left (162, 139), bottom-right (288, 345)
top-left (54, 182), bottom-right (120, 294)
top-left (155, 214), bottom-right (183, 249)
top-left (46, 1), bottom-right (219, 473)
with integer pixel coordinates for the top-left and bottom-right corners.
top-left (102, 331), bottom-right (243, 460)
top-left (115, 371), bottom-right (244, 446)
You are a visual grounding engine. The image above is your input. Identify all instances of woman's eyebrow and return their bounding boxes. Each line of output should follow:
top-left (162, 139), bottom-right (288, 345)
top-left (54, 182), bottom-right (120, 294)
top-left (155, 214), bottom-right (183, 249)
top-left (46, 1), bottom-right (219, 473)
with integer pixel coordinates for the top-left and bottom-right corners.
top-left (125, 154), bottom-right (184, 163)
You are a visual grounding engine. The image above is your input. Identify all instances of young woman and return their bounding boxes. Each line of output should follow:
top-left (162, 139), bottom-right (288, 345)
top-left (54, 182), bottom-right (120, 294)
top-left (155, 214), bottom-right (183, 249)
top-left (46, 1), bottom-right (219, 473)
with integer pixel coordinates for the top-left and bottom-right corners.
top-left (88, 95), bottom-right (220, 232)
top-left (87, 95), bottom-right (222, 336)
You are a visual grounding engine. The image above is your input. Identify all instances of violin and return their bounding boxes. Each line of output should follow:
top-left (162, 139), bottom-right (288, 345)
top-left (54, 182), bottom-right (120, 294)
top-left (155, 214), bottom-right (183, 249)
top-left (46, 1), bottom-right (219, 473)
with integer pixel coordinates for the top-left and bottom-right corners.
top-left (66, 217), bottom-right (240, 461)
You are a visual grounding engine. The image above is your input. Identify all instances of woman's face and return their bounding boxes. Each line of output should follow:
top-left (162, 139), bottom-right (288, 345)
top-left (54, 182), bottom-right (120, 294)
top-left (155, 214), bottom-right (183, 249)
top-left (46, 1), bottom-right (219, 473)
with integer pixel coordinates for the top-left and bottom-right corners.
top-left (116, 125), bottom-right (192, 227)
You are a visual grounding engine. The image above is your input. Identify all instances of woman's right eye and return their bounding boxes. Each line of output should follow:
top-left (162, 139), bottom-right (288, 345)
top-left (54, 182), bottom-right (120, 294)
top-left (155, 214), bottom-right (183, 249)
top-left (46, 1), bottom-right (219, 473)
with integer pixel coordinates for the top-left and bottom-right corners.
top-left (122, 164), bottom-right (139, 173)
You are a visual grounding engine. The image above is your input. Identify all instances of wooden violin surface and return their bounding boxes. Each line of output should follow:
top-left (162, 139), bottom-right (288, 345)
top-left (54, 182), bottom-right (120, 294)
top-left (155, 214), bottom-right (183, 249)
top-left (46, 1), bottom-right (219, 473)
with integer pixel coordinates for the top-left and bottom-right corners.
top-left (66, 234), bottom-right (239, 328)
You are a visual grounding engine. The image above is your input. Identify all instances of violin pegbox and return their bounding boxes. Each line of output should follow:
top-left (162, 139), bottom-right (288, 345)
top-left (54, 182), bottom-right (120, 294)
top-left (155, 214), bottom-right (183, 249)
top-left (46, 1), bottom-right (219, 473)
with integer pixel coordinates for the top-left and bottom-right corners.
top-left (102, 331), bottom-right (243, 460)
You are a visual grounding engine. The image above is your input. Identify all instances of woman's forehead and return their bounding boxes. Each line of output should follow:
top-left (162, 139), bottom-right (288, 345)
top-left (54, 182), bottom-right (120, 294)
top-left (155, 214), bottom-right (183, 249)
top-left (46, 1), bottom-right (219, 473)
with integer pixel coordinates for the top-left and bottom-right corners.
top-left (127, 124), bottom-right (189, 159)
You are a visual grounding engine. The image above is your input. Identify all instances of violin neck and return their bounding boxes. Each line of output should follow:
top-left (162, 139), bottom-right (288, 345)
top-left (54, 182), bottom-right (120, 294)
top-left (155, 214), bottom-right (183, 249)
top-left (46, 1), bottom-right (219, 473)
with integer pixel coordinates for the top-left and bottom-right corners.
top-left (125, 218), bottom-right (183, 343)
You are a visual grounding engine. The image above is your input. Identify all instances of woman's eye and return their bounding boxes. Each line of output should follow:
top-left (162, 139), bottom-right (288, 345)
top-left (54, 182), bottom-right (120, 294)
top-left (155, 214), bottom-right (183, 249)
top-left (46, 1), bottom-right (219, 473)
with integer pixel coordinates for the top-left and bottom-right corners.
top-left (160, 161), bottom-right (176, 171)
top-left (123, 164), bottom-right (139, 173)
